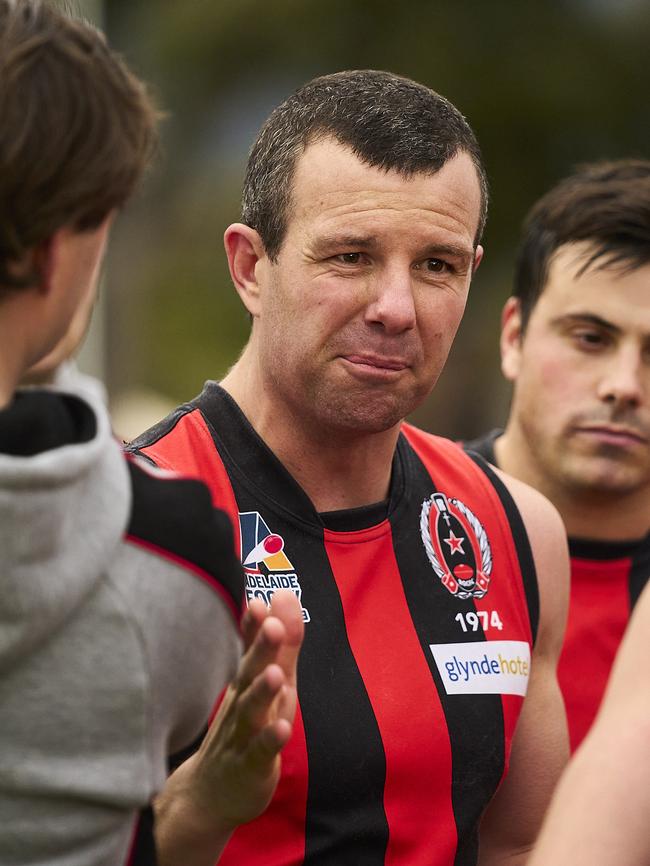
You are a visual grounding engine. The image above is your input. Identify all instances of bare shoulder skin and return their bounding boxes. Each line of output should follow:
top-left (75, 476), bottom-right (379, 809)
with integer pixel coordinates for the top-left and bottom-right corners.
top-left (478, 469), bottom-right (570, 866)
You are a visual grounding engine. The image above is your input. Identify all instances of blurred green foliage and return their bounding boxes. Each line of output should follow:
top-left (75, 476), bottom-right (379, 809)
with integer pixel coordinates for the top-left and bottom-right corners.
top-left (102, 0), bottom-right (650, 437)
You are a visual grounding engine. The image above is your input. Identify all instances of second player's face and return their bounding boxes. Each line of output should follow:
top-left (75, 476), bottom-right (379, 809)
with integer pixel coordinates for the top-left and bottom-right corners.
top-left (503, 244), bottom-right (650, 498)
top-left (254, 139), bottom-right (483, 436)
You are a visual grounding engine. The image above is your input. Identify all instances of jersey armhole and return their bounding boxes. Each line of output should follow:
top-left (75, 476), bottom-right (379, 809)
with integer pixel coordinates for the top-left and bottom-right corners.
top-left (466, 451), bottom-right (540, 646)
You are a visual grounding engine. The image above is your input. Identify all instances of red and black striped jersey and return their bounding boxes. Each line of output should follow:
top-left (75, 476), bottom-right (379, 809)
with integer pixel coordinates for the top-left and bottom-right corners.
top-left (130, 384), bottom-right (539, 866)
top-left (464, 428), bottom-right (650, 751)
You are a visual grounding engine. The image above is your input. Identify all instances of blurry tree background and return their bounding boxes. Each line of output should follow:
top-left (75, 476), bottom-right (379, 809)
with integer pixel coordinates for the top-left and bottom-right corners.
top-left (83, 0), bottom-right (649, 440)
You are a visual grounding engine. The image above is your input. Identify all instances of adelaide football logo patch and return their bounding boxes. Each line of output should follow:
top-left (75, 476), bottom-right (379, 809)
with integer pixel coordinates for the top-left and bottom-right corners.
top-left (420, 492), bottom-right (492, 599)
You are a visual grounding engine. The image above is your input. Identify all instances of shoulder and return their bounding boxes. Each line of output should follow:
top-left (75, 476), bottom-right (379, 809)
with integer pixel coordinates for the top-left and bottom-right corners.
top-left (494, 467), bottom-right (569, 659)
top-left (124, 454), bottom-right (244, 622)
top-left (602, 581), bottom-right (650, 709)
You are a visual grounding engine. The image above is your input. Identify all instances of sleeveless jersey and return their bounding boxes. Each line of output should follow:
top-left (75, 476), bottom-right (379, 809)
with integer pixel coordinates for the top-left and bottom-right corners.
top-left (130, 384), bottom-right (539, 866)
top-left (464, 429), bottom-right (650, 751)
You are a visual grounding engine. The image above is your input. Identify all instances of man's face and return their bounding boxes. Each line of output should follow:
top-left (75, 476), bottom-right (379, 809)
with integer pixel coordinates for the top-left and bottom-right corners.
top-left (253, 139), bottom-right (483, 436)
top-left (503, 243), bottom-right (650, 498)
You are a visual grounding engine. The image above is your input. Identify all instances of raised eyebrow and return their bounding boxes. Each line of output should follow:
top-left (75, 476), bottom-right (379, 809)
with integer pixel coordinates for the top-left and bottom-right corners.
top-left (552, 313), bottom-right (620, 333)
top-left (420, 244), bottom-right (474, 266)
top-left (313, 234), bottom-right (379, 253)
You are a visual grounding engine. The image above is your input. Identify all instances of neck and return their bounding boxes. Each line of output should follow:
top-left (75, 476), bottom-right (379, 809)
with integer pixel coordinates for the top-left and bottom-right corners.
top-left (221, 349), bottom-right (399, 513)
top-left (495, 424), bottom-right (650, 541)
top-left (0, 318), bottom-right (28, 410)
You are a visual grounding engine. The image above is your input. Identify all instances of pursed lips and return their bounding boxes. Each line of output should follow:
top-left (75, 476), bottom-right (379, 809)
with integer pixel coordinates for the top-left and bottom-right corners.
top-left (574, 423), bottom-right (649, 445)
top-left (342, 353), bottom-right (410, 371)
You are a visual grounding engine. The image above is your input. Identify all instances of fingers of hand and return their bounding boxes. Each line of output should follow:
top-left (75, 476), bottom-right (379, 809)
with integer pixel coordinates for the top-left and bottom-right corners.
top-left (235, 614), bottom-right (286, 693)
top-left (238, 663), bottom-right (287, 737)
top-left (241, 598), bottom-right (269, 649)
top-left (267, 591), bottom-right (304, 687)
top-left (247, 714), bottom-right (293, 769)
top-left (275, 680), bottom-right (299, 727)
top-left (269, 590), bottom-right (305, 648)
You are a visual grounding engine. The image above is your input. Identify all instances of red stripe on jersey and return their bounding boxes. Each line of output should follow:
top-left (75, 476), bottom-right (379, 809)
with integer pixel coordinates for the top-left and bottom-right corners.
top-left (558, 555), bottom-right (630, 751)
top-left (216, 702), bottom-right (309, 866)
top-left (324, 522), bottom-right (458, 866)
top-left (139, 410), bottom-right (241, 559)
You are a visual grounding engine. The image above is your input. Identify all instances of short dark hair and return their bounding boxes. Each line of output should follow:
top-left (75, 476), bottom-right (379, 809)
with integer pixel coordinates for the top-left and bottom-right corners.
top-left (242, 69), bottom-right (488, 260)
top-left (514, 159), bottom-right (650, 330)
top-left (0, 0), bottom-right (158, 295)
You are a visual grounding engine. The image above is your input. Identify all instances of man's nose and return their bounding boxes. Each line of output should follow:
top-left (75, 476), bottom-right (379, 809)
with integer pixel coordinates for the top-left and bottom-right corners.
top-left (364, 266), bottom-right (416, 335)
top-left (597, 346), bottom-right (646, 408)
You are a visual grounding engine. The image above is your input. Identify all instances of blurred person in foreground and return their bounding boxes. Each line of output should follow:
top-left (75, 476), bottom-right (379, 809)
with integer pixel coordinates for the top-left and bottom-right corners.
top-left (528, 580), bottom-right (650, 866)
top-left (0, 2), bottom-right (302, 864)
top-left (131, 70), bottom-right (569, 866)
top-left (465, 161), bottom-right (650, 751)
top-left (19, 267), bottom-right (108, 407)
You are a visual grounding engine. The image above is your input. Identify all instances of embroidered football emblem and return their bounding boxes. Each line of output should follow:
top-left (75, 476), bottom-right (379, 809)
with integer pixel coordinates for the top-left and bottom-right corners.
top-left (420, 492), bottom-right (492, 599)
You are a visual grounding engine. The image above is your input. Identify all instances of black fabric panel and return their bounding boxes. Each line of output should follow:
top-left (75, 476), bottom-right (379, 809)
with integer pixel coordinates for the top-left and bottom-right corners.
top-left (126, 399), bottom-right (197, 453)
top-left (628, 534), bottom-right (650, 609)
top-left (569, 536), bottom-right (646, 560)
top-left (320, 499), bottom-right (389, 531)
top-left (167, 725), bottom-right (207, 774)
top-left (126, 458), bottom-right (244, 613)
top-left (392, 445), bottom-right (505, 866)
top-left (128, 806), bottom-right (158, 866)
top-left (0, 390), bottom-right (96, 455)
top-left (467, 452), bottom-right (540, 647)
top-left (462, 429), bottom-right (503, 466)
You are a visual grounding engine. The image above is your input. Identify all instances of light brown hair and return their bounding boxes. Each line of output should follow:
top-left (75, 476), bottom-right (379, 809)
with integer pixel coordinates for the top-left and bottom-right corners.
top-left (0, 0), bottom-right (158, 294)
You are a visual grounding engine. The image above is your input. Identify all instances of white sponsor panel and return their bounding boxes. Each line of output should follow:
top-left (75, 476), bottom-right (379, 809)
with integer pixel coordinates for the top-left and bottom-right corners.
top-left (430, 640), bottom-right (530, 696)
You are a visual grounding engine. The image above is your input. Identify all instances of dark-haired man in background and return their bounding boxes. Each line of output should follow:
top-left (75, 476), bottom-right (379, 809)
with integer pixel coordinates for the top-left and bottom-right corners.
top-left (132, 69), bottom-right (569, 866)
top-left (466, 160), bottom-right (650, 751)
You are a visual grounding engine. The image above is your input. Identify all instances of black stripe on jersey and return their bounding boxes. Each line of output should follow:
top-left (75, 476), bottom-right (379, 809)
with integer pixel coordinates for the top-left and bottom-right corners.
top-left (466, 453), bottom-right (540, 647)
top-left (125, 458), bottom-right (244, 613)
top-left (392, 446), bottom-right (505, 866)
top-left (628, 535), bottom-right (650, 608)
top-left (299, 564), bottom-right (390, 866)
top-left (127, 806), bottom-right (158, 866)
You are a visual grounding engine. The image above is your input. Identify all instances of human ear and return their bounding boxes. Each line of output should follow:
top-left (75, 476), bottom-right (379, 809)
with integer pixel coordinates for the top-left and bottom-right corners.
top-left (500, 296), bottom-right (523, 382)
top-left (223, 224), bottom-right (267, 318)
top-left (472, 245), bottom-right (484, 273)
top-left (4, 235), bottom-right (57, 294)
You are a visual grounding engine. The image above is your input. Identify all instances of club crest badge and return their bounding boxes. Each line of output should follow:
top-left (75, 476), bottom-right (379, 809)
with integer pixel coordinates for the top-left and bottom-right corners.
top-left (420, 492), bottom-right (492, 599)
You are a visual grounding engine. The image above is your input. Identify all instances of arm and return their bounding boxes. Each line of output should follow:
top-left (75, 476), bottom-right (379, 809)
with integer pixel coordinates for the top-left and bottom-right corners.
top-left (155, 590), bottom-right (304, 866)
top-left (528, 582), bottom-right (650, 866)
top-left (478, 471), bottom-right (570, 866)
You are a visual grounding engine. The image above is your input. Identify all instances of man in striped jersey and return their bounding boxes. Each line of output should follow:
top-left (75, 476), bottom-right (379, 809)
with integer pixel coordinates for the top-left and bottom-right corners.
top-left (465, 160), bottom-right (650, 751)
top-left (133, 70), bottom-right (570, 866)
